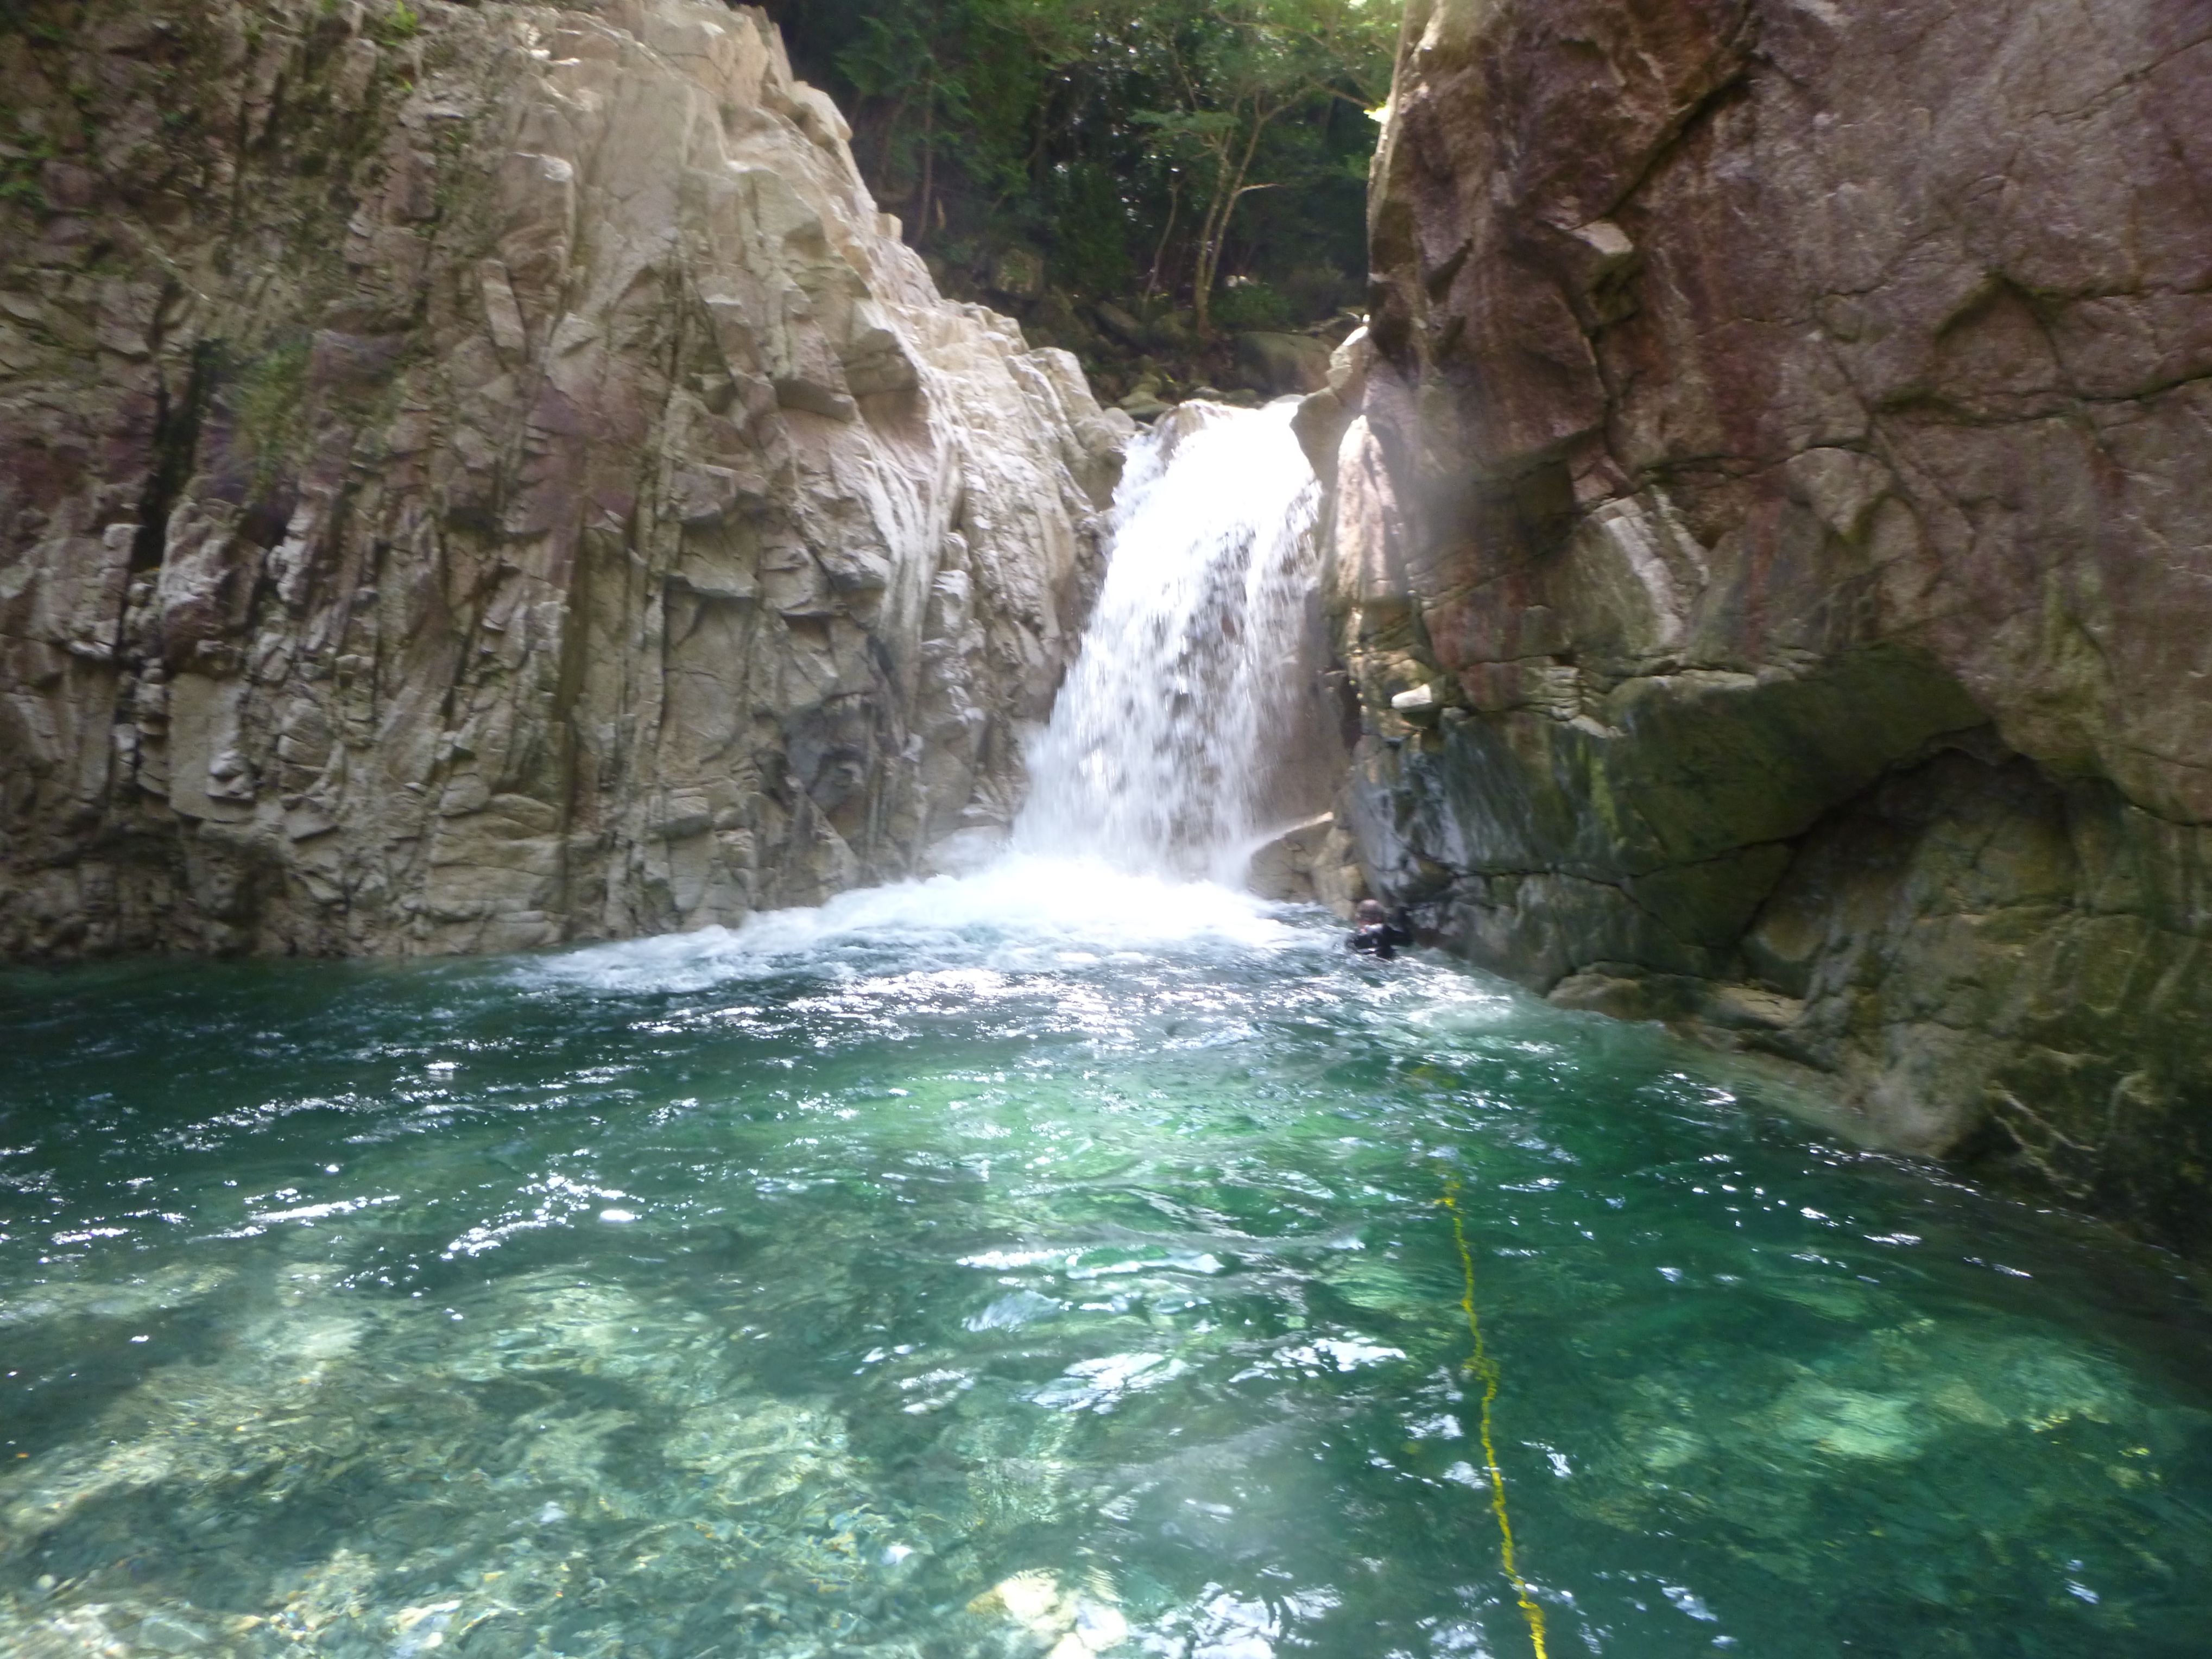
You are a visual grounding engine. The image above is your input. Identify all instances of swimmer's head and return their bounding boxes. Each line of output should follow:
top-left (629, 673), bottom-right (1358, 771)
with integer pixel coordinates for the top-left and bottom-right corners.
top-left (1355, 900), bottom-right (1386, 925)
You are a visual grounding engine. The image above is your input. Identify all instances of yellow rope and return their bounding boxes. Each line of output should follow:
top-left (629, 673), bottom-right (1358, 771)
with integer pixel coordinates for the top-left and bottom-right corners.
top-left (1441, 1179), bottom-right (1549, 1659)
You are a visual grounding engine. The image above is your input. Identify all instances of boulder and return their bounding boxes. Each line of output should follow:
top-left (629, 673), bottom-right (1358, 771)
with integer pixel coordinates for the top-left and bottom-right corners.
top-left (987, 245), bottom-right (1045, 301)
top-left (1234, 331), bottom-right (1332, 395)
top-left (1246, 813), bottom-right (1366, 915)
top-left (1092, 301), bottom-right (1150, 350)
top-left (1115, 372), bottom-right (1173, 422)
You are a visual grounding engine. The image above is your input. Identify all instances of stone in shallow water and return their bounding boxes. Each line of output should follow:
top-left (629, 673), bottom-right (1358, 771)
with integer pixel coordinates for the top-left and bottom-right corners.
top-left (134, 1612), bottom-right (211, 1652)
top-left (968, 1569), bottom-right (1132, 1656)
top-left (1770, 1384), bottom-right (1930, 1461)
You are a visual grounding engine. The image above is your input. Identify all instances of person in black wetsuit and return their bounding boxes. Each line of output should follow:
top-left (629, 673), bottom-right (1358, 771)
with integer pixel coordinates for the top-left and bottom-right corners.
top-left (1348, 899), bottom-right (1413, 960)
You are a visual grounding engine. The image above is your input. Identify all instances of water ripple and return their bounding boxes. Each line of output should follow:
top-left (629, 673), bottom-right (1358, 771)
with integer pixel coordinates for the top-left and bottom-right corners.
top-left (0, 871), bottom-right (2207, 1658)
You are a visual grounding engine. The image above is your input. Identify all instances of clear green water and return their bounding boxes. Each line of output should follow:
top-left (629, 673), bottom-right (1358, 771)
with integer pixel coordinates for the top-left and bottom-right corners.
top-left (3, 864), bottom-right (2208, 1659)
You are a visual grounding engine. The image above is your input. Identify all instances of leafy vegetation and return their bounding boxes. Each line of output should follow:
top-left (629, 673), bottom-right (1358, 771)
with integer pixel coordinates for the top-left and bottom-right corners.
top-left (229, 337), bottom-right (313, 487)
top-left (762, 0), bottom-right (1398, 339)
top-left (370, 1), bottom-right (422, 45)
top-left (0, 132), bottom-right (53, 212)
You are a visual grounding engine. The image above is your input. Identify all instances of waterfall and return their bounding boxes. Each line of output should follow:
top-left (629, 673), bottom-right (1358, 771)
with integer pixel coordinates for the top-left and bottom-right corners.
top-left (1014, 400), bottom-right (1325, 882)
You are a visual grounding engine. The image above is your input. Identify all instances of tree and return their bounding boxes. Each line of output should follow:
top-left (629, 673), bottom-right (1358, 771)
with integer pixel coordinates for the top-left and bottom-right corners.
top-left (762, 0), bottom-right (1401, 327)
top-left (1127, 0), bottom-right (1396, 332)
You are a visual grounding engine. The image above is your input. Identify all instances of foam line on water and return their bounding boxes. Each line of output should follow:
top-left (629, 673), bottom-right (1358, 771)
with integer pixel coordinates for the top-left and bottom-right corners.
top-left (526, 856), bottom-right (1307, 993)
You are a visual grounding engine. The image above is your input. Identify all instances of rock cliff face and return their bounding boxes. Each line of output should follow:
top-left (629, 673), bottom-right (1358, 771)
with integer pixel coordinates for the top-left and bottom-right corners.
top-left (1331, 0), bottom-right (2212, 1248)
top-left (0, 0), bottom-right (1124, 958)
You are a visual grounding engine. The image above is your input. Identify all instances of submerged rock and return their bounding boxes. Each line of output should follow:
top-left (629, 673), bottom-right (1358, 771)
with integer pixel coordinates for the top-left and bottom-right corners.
top-left (1331, 0), bottom-right (2212, 1249)
top-left (0, 0), bottom-right (1125, 958)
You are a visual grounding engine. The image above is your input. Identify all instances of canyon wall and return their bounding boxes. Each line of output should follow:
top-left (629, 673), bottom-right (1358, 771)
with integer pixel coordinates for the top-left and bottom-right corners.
top-left (1329, 0), bottom-right (2212, 1249)
top-left (0, 0), bottom-right (1125, 958)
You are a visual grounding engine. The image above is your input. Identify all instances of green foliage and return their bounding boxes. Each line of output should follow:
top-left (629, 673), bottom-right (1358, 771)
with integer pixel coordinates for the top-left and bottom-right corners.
top-left (0, 11), bottom-right (72, 48)
top-left (767, 0), bottom-right (1399, 325)
top-left (1210, 279), bottom-right (1292, 331)
top-left (1048, 161), bottom-right (1134, 294)
top-left (230, 338), bottom-right (313, 484)
top-left (0, 129), bottom-right (57, 213)
top-left (371, 1), bottom-right (421, 44)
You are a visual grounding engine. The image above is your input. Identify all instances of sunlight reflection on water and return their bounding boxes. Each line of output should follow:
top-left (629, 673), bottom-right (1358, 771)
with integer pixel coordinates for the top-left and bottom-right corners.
top-left (1, 871), bottom-right (2208, 1659)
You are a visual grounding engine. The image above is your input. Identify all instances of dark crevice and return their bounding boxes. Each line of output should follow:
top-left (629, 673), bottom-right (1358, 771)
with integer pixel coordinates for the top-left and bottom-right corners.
top-left (1601, 7), bottom-right (1762, 223)
top-left (129, 337), bottom-right (219, 575)
top-left (1421, 236), bottom-right (1471, 301)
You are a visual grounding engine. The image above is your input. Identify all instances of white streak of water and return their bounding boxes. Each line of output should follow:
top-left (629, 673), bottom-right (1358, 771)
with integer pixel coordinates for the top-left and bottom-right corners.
top-left (1013, 400), bottom-right (1323, 879)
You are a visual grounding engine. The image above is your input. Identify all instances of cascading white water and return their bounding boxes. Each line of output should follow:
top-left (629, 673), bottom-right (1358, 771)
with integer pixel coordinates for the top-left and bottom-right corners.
top-left (1013, 400), bottom-right (1324, 881)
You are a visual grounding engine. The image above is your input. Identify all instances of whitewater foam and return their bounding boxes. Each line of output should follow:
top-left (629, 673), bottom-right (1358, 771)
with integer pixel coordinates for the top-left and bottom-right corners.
top-left (529, 857), bottom-right (1306, 994)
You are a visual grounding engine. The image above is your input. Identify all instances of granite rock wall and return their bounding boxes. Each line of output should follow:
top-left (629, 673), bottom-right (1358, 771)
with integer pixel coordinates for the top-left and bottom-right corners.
top-left (1328, 0), bottom-right (2212, 1249)
top-left (0, 0), bottom-right (1125, 958)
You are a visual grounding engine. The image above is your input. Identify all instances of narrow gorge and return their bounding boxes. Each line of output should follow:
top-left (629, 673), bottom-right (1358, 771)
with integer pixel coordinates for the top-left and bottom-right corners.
top-left (3, 3), bottom-right (2212, 1653)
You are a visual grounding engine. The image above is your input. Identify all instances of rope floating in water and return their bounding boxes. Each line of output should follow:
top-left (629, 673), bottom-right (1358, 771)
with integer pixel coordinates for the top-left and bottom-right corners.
top-left (1441, 1179), bottom-right (1550, 1659)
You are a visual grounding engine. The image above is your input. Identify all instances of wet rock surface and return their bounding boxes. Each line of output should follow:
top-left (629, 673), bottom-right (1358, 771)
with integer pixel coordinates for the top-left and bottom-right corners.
top-left (1329, 0), bottom-right (2212, 1248)
top-left (0, 0), bottom-right (1126, 958)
